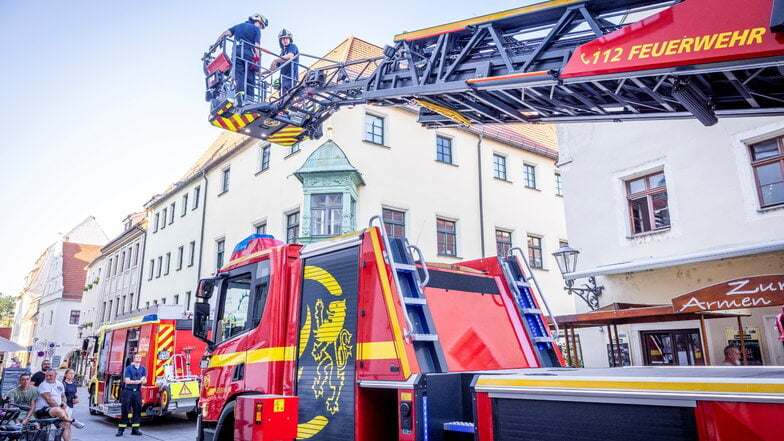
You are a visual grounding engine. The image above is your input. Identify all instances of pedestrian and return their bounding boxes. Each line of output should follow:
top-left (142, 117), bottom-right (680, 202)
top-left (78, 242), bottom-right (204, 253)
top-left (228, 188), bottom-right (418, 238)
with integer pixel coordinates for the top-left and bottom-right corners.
top-left (720, 344), bottom-right (742, 366)
top-left (10, 357), bottom-right (21, 368)
top-left (6, 373), bottom-right (38, 424)
top-left (213, 13), bottom-right (268, 102)
top-left (63, 368), bottom-right (79, 419)
top-left (31, 359), bottom-right (51, 387)
top-left (35, 369), bottom-right (86, 441)
top-left (116, 353), bottom-right (146, 437)
top-left (270, 29), bottom-right (299, 93)
top-left (24, 362), bottom-right (31, 375)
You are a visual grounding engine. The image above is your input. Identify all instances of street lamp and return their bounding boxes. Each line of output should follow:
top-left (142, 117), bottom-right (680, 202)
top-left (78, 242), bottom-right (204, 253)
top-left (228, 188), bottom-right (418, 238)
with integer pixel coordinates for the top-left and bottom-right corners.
top-left (552, 245), bottom-right (604, 310)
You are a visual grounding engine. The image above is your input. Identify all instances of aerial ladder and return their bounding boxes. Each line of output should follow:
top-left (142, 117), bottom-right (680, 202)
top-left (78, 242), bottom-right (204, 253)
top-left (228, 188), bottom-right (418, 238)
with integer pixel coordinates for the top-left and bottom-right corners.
top-left (203, 0), bottom-right (784, 146)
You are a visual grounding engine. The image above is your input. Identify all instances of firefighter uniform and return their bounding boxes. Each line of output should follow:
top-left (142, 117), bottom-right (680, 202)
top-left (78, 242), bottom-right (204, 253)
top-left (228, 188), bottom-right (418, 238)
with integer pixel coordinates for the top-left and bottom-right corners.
top-left (117, 363), bottom-right (146, 436)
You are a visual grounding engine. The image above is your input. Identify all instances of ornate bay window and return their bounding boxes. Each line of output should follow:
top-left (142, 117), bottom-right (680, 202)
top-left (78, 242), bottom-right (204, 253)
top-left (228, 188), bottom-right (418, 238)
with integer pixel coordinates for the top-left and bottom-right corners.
top-left (293, 140), bottom-right (365, 244)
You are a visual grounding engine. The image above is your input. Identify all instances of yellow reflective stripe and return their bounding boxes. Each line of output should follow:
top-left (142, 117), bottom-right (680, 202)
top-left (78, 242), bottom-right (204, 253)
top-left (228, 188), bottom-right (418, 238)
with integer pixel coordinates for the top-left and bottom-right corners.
top-left (208, 351), bottom-right (246, 368)
top-left (394, 0), bottom-right (583, 41)
top-left (369, 228), bottom-right (412, 378)
top-left (156, 324), bottom-right (175, 377)
top-left (357, 341), bottom-right (397, 360)
top-left (208, 346), bottom-right (296, 368)
top-left (246, 346), bottom-right (297, 364)
top-left (206, 341), bottom-right (395, 367)
top-left (474, 377), bottom-right (784, 394)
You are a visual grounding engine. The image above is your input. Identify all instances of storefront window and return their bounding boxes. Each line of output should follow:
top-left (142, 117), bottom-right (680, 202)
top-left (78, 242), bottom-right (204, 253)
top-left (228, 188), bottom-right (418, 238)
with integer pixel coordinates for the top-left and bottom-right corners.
top-left (641, 329), bottom-right (705, 366)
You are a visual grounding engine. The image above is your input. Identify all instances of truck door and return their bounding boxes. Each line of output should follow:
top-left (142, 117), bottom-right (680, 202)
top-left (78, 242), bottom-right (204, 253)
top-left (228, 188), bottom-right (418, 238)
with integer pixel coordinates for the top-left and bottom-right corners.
top-left (108, 328), bottom-right (127, 401)
top-left (204, 265), bottom-right (263, 413)
top-left (296, 244), bottom-right (360, 441)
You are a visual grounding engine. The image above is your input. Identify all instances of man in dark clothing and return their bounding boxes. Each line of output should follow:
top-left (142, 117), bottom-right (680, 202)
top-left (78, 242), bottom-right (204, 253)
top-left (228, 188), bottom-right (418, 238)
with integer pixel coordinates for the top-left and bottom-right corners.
top-left (270, 29), bottom-right (299, 94)
top-left (116, 354), bottom-right (147, 437)
top-left (213, 13), bottom-right (268, 100)
top-left (31, 359), bottom-right (51, 387)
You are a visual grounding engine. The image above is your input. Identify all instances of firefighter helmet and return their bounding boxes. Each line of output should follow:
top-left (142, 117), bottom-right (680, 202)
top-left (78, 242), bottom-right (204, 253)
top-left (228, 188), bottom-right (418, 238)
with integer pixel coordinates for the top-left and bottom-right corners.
top-left (249, 13), bottom-right (268, 28)
top-left (278, 29), bottom-right (294, 41)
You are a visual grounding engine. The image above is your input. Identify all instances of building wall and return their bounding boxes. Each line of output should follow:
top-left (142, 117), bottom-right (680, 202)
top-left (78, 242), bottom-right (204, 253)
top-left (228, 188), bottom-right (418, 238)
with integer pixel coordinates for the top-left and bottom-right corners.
top-left (557, 117), bottom-right (784, 270)
top-left (98, 230), bottom-right (145, 323)
top-left (137, 180), bottom-right (206, 313)
top-left (200, 105), bottom-right (572, 315)
top-left (557, 116), bottom-right (784, 367)
top-left (80, 257), bottom-right (105, 336)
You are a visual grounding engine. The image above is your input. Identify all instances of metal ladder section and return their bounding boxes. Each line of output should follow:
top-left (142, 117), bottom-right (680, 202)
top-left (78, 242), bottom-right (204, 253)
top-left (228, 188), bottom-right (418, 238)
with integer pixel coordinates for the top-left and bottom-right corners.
top-left (503, 247), bottom-right (561, 367)
top-left (369, 216), bottom-right (448, 373)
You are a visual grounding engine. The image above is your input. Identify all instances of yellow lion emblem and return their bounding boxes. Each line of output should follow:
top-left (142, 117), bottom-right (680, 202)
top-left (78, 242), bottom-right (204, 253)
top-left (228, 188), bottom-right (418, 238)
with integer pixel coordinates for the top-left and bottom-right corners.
top-left (311, 299), bottom-right (353, 415)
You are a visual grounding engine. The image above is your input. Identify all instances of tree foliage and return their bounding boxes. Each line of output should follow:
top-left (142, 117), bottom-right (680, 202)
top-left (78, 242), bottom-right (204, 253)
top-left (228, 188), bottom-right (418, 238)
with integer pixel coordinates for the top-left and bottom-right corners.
top-left (0, 294), bottom-right (16, 328)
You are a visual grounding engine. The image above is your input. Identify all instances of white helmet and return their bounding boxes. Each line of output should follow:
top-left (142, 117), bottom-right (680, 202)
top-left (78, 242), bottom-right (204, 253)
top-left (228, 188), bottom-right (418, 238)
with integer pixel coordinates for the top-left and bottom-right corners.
top-left (249, 13), bottom-right (268, 28)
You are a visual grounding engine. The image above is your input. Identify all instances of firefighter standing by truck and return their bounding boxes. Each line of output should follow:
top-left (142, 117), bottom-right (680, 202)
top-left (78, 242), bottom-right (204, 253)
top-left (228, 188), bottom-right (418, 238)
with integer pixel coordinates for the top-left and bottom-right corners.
top-left (116, 354), bottom-right (146, 437)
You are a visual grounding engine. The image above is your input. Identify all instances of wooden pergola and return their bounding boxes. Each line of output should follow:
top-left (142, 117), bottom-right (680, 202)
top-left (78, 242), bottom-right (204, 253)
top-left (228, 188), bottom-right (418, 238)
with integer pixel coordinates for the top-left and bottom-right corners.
top-left (554, 303), bottom-right (751, 367)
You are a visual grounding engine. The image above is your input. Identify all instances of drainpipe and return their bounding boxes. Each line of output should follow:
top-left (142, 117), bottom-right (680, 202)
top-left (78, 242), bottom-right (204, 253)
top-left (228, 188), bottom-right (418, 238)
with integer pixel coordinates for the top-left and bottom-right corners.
top-left (196, 170), bottom-right (209, 289)
top-left (134, 226), bottom-right (146, 312)
top-left (476, 132), bottom-right (486, 257)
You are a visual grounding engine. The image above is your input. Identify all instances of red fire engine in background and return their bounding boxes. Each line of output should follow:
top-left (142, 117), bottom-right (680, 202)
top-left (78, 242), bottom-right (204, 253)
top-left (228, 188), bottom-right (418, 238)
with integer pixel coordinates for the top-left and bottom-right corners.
top-left (88, 307), bottom-right (205, 419)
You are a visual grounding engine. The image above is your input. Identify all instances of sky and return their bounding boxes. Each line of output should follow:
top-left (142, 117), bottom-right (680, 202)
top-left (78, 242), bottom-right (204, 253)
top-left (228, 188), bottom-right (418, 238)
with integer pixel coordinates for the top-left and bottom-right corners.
top-left (0, 0), bottom-right (533, 297)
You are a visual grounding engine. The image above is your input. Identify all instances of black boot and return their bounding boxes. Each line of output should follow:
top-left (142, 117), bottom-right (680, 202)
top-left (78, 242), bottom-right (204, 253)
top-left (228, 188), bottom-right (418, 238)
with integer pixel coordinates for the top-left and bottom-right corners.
top-left (116, 428), bottom-right (124, 437)
top-left (131, 428), bottom-right (142, 436)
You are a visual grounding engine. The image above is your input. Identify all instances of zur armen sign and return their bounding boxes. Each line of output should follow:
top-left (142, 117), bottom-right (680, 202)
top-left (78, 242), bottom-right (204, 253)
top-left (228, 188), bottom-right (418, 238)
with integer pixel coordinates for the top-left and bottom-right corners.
top-left (672, 274), bottom-right (784, 313)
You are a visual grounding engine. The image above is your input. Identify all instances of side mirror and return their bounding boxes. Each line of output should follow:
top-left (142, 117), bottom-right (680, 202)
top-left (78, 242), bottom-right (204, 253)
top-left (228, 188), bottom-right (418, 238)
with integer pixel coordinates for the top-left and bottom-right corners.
top-left (193, 302), bottom-right (213, 346)
top-left (197, 278), bottom-right (217, 300)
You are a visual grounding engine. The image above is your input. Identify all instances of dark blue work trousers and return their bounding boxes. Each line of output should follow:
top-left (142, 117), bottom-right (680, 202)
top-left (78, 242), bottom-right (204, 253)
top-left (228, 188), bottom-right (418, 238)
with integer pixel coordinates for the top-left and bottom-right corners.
top-left (118, 389), bottom-right (142, 429)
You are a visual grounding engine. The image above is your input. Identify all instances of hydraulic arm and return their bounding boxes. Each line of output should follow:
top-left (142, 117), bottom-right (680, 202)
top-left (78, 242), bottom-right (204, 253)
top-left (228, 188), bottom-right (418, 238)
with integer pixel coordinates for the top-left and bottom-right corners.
top-left (204, 0), bottom-right (784, 145)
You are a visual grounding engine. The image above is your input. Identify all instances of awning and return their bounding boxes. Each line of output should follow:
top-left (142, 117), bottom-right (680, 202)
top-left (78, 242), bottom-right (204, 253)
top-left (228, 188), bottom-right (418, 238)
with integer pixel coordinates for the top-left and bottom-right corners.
top-left (0, 337), bottom-right (26, 353)
top-left (555, 303), bottom-right (751, 367)
top-left (556, 302), bottom-right (749, 328)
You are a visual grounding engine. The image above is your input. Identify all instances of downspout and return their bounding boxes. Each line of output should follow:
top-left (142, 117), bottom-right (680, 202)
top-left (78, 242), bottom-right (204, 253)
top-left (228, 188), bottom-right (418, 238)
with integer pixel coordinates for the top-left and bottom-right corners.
top-left (476, 132), bottom-right (486, 257)
top-left (135, 225), bottom-right (146, 311)
top-left (196, 170), bottom-right (209, 286)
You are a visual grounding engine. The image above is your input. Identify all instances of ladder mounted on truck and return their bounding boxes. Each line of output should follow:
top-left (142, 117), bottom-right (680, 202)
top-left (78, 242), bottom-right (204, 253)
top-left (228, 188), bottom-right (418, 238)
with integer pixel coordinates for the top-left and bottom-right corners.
top-left (203, 0), bottom-right (784, 145)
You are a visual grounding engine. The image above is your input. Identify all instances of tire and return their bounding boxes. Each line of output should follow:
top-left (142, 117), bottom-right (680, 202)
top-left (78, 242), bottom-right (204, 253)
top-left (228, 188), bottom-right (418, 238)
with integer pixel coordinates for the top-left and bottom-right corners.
top-left (195, 414), bottom-right (205, 441)
top-left (215, 401), bottom-right (235, 441)
top-left (159, 386), bottom-right (171, 414)
top-left (186, 410), bottom-right (198, 421)
top-left (88, 386), bottom-right (100, 416)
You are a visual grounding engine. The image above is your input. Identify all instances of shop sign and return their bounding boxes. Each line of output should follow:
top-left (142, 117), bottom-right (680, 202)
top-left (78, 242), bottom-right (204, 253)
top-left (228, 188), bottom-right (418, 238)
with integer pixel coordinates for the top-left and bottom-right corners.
top-left (672, 274), bottom-right (784, 312)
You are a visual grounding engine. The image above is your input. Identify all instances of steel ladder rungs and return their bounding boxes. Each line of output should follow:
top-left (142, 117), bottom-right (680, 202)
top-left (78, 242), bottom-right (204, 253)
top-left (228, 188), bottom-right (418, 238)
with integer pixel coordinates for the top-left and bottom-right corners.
top-left (443, 421), bottom-right (475, 433)
top-left (532, 336), bottom-right (555, 343)
top-left (410, 333), bottom-right (439, 342)
top-left (396, 263), bottom-right (417, 272)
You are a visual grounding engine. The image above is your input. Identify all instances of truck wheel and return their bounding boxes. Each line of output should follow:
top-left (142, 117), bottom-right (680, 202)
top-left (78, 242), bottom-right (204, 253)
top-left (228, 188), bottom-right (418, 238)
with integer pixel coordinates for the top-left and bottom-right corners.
top-left (160, 385), bottom-right (171, 414)
top-left (195, 414), bottom-right (205, 441)
top-left (187, 410), bottom-right (198, 421)
top-left (215, 401), bottom-right (235, 441)
top-left (88, 386), bottom-right (100, 416)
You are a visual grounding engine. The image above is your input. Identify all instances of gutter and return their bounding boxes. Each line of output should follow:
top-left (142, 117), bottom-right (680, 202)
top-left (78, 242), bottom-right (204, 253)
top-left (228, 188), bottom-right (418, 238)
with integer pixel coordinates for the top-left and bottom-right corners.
top-left (566, 240), bottom-right (784, 280)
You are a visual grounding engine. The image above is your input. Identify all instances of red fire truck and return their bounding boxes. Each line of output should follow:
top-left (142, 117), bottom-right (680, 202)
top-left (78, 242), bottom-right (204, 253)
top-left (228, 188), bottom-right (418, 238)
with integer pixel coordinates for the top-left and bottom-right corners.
top-left (88, 307), bottom-right (205, 419)
top-left (193, 225), bottom-right (784, 441)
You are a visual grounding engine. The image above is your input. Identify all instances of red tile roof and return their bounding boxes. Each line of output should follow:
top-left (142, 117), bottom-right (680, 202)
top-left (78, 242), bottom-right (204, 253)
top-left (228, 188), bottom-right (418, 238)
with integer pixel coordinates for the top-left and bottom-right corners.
top-left (62, 242), bottom-right (102, 299)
